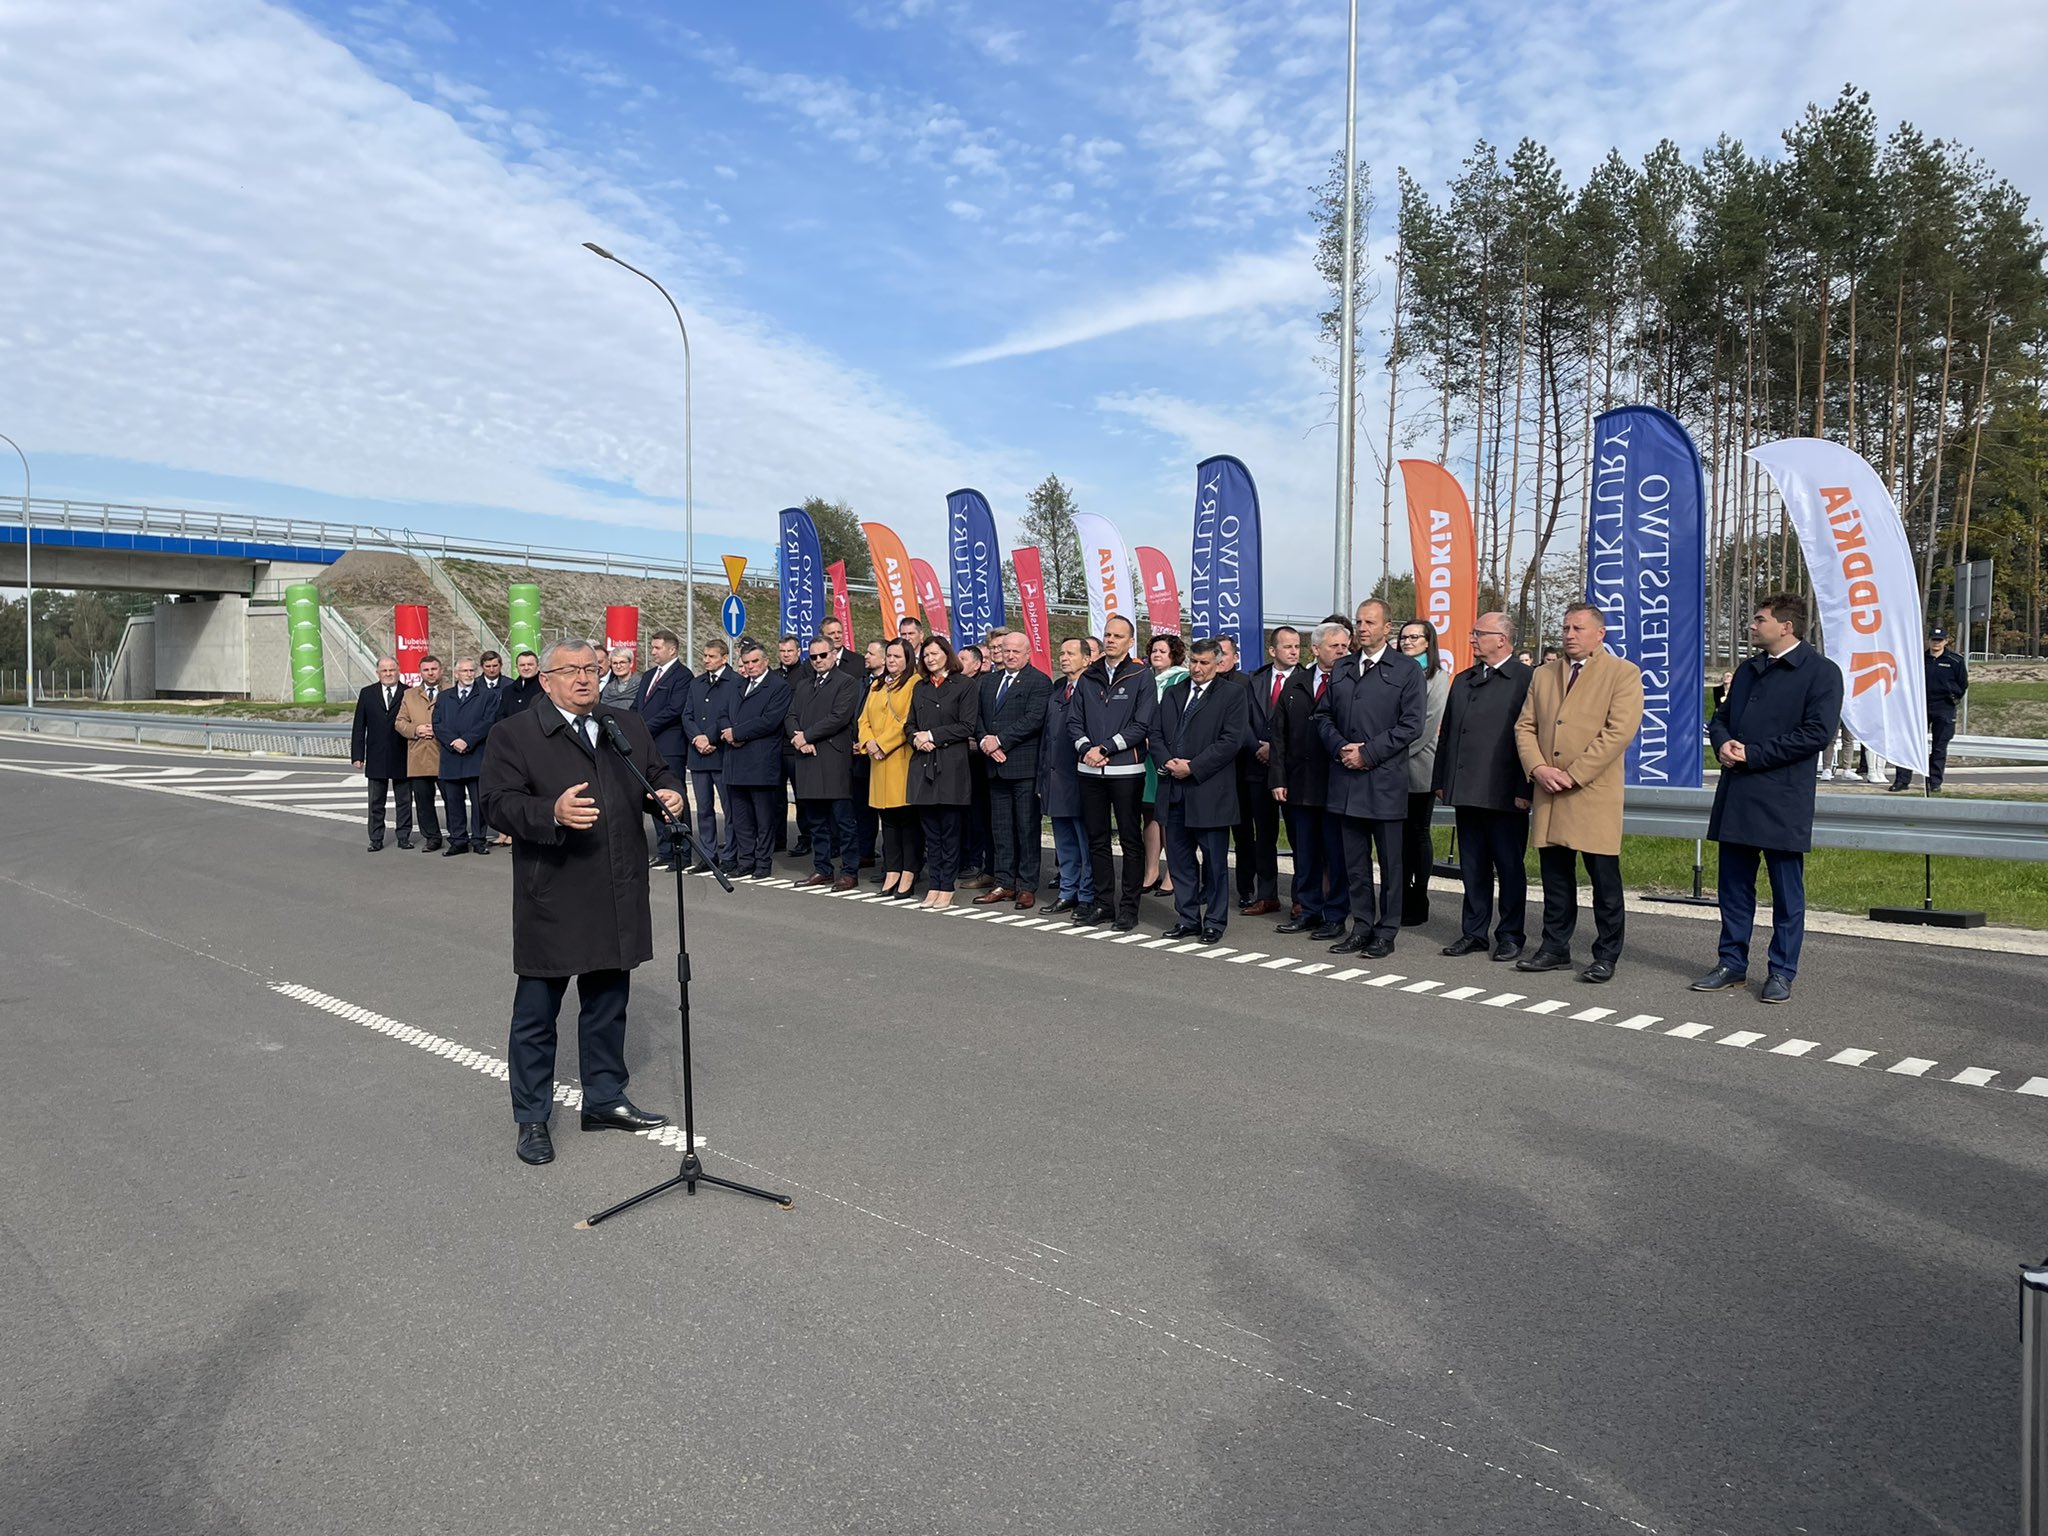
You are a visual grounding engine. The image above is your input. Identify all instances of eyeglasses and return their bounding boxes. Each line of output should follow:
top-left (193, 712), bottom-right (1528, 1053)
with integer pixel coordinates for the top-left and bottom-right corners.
top-left (1398, 633), bottom-right (1429, 645)
top-left (544, 663), bottom-right (603, 678)
top-left (810, 651), bottom-right (832, 661)
top-left (1468, 629), bottom-right (1507, 639)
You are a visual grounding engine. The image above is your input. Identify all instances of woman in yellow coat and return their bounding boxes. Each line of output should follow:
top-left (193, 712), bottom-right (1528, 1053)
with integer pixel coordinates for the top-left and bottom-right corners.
top-left (856, 638), bottom-right (923, 898)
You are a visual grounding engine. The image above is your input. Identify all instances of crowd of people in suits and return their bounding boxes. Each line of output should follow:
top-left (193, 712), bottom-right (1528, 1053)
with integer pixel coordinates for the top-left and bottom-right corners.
top-left (355, 589), bottom-right (1849, 1013)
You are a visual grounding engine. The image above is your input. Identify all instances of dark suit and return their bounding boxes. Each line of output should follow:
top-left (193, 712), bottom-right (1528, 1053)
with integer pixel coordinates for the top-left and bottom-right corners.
top-left (787, 666), bottom-right (863, 877)
top-left (979, 664), bottom-right (1052, 891)
top-left (723, 670), bottom-right (794, 875)
top-left (480, 703), bottom-right (682, 1124)
top-left (1709, 643), bottom-right (1843, 981)
top-left (683, 665), bottom-right (736, 863)
top-left (502, 675), bottom-right (543, 716)
top-left (1268, 666), bottom-right (1346, 926)
top-left (352, 680), bottom-right (412, 846)
top-left (1042, 676), bottom-right (1093, 904)
top-left (433, 683), bottom-right (503, 848)
top-left (1152, 676), bottom-right (1249, 932)
top-left (1315, 650), bottom-right (1425, 943)
top-left (1235, 665), bottom-right (1291, 905)
top-left (1433, 658), bottom-right (1533, 948)
top-left (634, 660), bottom-right (695, 861)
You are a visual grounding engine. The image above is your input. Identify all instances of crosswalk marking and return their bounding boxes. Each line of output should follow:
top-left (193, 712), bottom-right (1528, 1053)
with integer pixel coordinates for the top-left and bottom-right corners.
top-left (1828, 1048), bottom-right (1877, 1066)
top-left (1770, 1039), bottom-right (1821, 1057)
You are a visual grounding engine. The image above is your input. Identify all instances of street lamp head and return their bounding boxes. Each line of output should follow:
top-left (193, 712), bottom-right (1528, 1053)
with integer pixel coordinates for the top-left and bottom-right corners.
top-left (582, 241), bottom-right (615, 260)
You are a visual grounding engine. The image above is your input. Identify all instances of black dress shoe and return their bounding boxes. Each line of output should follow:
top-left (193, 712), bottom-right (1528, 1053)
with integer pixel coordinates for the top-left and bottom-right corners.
top-left (1309, 921), bottom-right (1347, 942)
top-left (473, 843), bottom-right (491, 855)
top-left (1760, 973), bottom-right (1792, 1004)
top-left (420, 838), bottom-right (443, 852)
top-left (1578, 960), bottom-right (1616, 983)
top-left (516, 1122), bottom-right (554, 1165)
top-left (1490, 941), bottom-right (1523, 962)
top-left (580, 1099), bottom-right (671, 1133)
top-left (1516, 951), bottom-right (1571, 973)
top-left (1111, 914), bottom-right (1138, 932)
top-left (1274, 916), bottom-right (1317, 934)
top-left (1198, 928), bottom-right (1223, 944)
top-left (1047, 896), bottom-right (1077, 914)
top-left (1161, 923), bottom-right (1200, 940)
top-left (1072, 903), bottom-right (1108, 927)
top-left (1690, 964), bottom-right (1745, 992)
top-left (396, 838), bottom-right (414, 850)
top-left (366, 842), bottom-right (383, 853)
top-left (1362, 937), bottom-right (1396, 959)
top-left (1441, 935), bottom-right (1487, 957)
top-left (442, 844), bottom-right (467, 857)
top-left (1328, 931), bottom-right (1368, 954)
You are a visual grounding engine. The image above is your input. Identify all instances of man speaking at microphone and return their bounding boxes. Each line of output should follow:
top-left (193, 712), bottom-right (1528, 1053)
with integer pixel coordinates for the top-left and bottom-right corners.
top-left (482, 637), bottom-right (687, 1167)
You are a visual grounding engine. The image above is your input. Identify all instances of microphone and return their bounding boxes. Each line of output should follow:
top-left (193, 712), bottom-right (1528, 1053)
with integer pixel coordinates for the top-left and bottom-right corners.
top-left (596, 714), bottom-right (733, 892)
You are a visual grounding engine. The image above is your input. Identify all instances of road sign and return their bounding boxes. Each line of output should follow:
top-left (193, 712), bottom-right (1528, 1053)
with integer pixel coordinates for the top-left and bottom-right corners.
top-left (722, 555), bottom-right (749, 594)
top-left (721, 594), bottom-right (747, 638)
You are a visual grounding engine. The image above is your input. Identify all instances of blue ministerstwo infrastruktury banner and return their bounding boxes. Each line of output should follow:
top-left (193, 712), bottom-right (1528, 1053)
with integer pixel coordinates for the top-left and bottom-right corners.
top-left (778, 506), bottom-right (824, 643)
top-left (1586, 405), bottom-right (1705, 788)
top-left (1188, 455), bottom-right (1263, 656)
top-left (945, 488), bottom-right (1006, 647)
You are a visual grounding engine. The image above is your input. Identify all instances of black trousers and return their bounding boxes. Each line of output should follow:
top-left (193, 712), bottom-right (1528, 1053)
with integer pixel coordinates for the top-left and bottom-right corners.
top-left (366, 776), bottom-right (411, 845)
top-left (1453, 806), bottom-right (1528, 946)
top-left (963, 761), bottom-right (993, 874)
top-left (1399, 791), bottom-right (1437, 924)
top-left (1166, 800), bottom-right (1231, 931)
top-left (1234, 766), bottom-right (1279, 903)
top-left (1081, 774), bottom-right (1147, 920)
top-left (650, 752), bottom-right (690, 862)
top-left (799, 797), bottom-right (858, 876)
top-left (1892, 709), bottom-right (1958, 790)
top-left (921, 805), bottom-right (964, 891)
top-left (439, 777), bottom-right (485, 847)
top-left (691, 770), bottom-right (727, 863)
top-left (880, 804), bottom-right (924, 874)
top-left (851, 763), bottom-right (878, 860)
top-left (987, 776), bottom-right (1042, 890)
top-left (406, 776), bottom-right (443, 842)
top-left (727, 785), bottom-right (782, 874)
top-left (508, 969), bottom-right (631, 1125)
top-left (1537, 845), bottom-right (1625, 963)
top-left (1340, 816), bottom-right (1403, 942)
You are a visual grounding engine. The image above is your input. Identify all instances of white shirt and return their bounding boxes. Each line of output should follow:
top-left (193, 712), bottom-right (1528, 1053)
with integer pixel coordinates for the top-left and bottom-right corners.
top-left (553, 702), bottom-right (597, 748)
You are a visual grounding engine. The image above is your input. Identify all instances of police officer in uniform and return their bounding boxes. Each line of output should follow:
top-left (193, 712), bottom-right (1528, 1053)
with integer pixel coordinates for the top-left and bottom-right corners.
top-left (1889, 626), bottom-right (1969, 794)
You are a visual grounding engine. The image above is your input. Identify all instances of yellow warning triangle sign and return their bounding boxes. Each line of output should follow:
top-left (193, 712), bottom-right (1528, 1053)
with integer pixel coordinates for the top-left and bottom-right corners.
top-left (721, 555), bottom-right (749, 593)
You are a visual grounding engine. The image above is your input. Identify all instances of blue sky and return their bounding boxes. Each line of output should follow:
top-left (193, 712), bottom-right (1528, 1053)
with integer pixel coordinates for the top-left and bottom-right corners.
top-left (3, 0), bottom-right (2042, 613)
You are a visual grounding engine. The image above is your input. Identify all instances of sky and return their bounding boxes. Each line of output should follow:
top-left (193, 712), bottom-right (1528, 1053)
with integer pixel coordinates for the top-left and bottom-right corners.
top-left (2, 0), bottom-right (2044, 615)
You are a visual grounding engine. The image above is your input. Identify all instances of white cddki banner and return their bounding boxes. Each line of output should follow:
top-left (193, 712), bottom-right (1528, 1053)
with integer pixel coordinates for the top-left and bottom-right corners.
top-left (1071, 511), bottom-right (1136, 642)
top-left (1749, 438), bottom-right (1929, 774)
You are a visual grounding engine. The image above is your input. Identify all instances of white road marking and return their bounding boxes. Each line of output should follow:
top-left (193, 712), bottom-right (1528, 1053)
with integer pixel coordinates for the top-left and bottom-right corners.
top-left (2019, 1078), bottom-right (2048, 1098)
top-left (1111, 933), bottom-right (1148, 944)
top-left (1611, 1014), bottom-right (1660, 1030)
top-left (1479, 992), bottom-right (1525, 1008)
top-left (1168, 941), bottom-right (1206, 954)
top-left (1887, 1057), bottom-right (1937, 1077)
top-left (1194, 946), bottom-right (1235, 959)
top-left (1665, 1023), bottom-right (1713, 1039)
top-left (1365, 974), bottom-right (1406, 988)
top-left (1259, 956), bottom-right (1300, 970)
top-left (1523, 999), bottom-right (1569, 1015)
top-left (1770, 1039), bottom-right (1821, 1056)
top-left (1441, 986), bottom-right (1486, 1001)
top-left (1294, 963), bottom-right (1333, 976)
top-left (1951, 1068), bottom-right (1998, 1087)
top-left (1142, 937), bottom-right (1180, 949)
top-left (1828, 1048), bottom-right (1877, 1066)
top-left (1569, 1007), bottom-right (1613, 1022)
top-left (1717, 1031), bottom-right (1765, 1048)
top-left (1225, 951), bottom-right (1268, 964)
top-left (1328, 968), bottom-right (1368, 981)
top-left (1401, 979), bottom-right (1442, 994)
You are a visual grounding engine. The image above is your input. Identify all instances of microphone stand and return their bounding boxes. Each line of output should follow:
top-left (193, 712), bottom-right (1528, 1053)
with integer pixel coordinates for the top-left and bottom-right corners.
top-left (578, 715), bottom-right (792, 1226)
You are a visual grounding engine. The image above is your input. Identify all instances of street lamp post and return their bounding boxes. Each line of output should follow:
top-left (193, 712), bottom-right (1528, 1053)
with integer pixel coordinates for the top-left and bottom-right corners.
top-left (583, 243), bottom-right (695, 659)
top-left (0, 432), bottom-right (29, 708)
top-left (1332, 0), bottom-right (1360, 611)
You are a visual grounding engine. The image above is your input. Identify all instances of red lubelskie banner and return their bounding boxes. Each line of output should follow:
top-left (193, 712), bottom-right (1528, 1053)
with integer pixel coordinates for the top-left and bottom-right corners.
top-left (827, 560), bottom-right (854, 650)
top-left (1011, 547), bottom-right (1052, 675)
top-left (604, 605), bottom-right (638, 659)
top-left (909, 558), bottom-right (951, 646)
top-left (394, 604), bottom-right (429, 685)
top-left (1135, 545), bottom-right (1181, 636)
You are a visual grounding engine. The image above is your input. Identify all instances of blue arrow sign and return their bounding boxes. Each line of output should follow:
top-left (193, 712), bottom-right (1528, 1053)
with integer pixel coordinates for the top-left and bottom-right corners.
top-left (721, 594), bottom-right (747, 639)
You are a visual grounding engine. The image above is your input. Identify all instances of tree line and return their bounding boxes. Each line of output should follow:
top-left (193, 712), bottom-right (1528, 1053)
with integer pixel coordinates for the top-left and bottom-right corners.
top-left (1320, 83), bottom-right (2048, 659)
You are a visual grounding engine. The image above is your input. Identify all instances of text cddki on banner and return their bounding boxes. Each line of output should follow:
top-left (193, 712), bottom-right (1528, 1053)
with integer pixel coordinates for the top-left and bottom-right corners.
top-left (1586, 405), bottom-right (1706, 789)
top-left (1749, 438), bottom-right (1929, 773)
top-left (861, 521), bottom-right (919, 638)
top-left (1397, 461), bottom-right (1477, 675)
top-left (1071, 512), bottom-right (1134, 640)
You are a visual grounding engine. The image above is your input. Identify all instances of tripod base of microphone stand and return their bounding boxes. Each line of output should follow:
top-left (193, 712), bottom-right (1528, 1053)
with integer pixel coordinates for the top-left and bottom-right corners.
top-left (576, 1151), bottom-right (793, 1228)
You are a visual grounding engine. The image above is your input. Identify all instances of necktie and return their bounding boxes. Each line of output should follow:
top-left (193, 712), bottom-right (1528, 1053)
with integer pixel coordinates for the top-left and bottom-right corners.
top-left (995, 671), bottom-right (1013, 708)
top-left (459, 686), bottom-right (469, 701)
top-left (424, 685), bottom-right (436, 703)
top-left (1477, 664), bottom-right (1490, 685)
top-left (1184, 682), bottom-right (1203, 720)
top-left (1269, 672), bottom-right (1284, 708)
top-left (383, 686), bottom-right (393, 709)
top-left (816, 672), bottom-right (826, 688)
top-left (744, 677), bottom-right (758, 697)
top-left (573, 714), bottom-right (595, 750)
top-left (1566, 661), bottom-right (1582, 695)
top-left (1314, 671), bottom-right (1327, 701)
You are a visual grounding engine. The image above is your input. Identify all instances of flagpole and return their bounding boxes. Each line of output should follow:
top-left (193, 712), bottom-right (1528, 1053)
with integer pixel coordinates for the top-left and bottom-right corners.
top-left (1332, 0), bottom-right (1360, 611)
top-left (1, 433), bottom-right (28, 708)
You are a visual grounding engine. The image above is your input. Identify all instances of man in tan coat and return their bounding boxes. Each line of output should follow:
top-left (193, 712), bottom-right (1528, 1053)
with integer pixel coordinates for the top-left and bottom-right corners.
top-left (1513, 604), bottom-right (1644, 982)
top-left (393, 654), bottom-right (446, 852)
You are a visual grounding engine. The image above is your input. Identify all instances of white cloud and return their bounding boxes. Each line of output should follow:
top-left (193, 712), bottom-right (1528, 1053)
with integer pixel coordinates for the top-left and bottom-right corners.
top-left (976, 28), bottom-right (1025, 64)
top-left (0, 0), bottom-right (1012, 551)
top-left (949, 240), bottom-right (1324, 366)
top-left (945, 199), bottom-right (984, 221)
top-left (712, 164), bottom-right (737, 180)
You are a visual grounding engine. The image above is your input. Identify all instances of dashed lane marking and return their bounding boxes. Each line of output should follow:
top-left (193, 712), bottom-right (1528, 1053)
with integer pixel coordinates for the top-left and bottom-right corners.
top-left (1887, 1057), bottom-right (1936, 1077)
top-left (1523, 998), bottom-right (1569, 1015)
top-left (1952, 1068), bottom-right (1999, 1087)
top-left (1664, 1023), bottom-right (1713, 1039)
top-left (1717, 1031), bottom-right (1765, 1049)
top-left (1828, 1049), bottom-right (1877, 1066)
top-left (1770, 1039), bottom-right (1821, 1056)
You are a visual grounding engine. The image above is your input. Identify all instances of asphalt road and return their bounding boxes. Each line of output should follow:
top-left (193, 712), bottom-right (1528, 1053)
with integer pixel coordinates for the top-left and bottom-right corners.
top-left (3, 735), bottom-right (2045, 1535)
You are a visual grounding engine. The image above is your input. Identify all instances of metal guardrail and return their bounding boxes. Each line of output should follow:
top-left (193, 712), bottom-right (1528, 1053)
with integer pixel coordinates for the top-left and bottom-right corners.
top-left (0, 706), bottom-right (352, 758)
top-left (1951, 735), bottom-right (2048, 766)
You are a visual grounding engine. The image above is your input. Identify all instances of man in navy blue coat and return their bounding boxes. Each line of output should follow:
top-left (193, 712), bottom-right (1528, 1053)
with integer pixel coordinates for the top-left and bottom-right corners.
top-left (975, 631), bottom-right (1053, 907)
top-left (1692, 592), bottom-right (1843, 1005)
top-left (1314, 600), bottom-right (1424, 957)
top-left (683, 638), bottom-right (737, 872)
top-left (718, 639), bottom-right (794, 878)
top-left (432, 657), bottom-right (504, 854)
top-left (633, 627), bottom-right (694, 868)
top-left (1152, 638), bottom-right (1250, 941)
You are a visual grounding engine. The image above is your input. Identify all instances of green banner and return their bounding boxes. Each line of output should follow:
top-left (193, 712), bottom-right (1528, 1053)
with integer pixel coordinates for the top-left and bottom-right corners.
top-left (285, 583), bottom-right (326, 703)
top-left (507, 583), bottom-right (541, 660)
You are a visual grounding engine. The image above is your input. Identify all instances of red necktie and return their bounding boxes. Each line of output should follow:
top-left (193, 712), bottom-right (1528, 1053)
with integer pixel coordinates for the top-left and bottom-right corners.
top-left (1314, 671), bottom-right (1327, 701)
top-left (1269, 672), bottom-right (1284, 708)
top-left (1566, 661), bottom-right (1583, 695)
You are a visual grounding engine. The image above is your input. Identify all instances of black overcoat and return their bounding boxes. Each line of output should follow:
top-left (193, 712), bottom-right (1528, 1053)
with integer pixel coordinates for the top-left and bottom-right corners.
top-left (1432, 658), bottom-right (1533, 811)
top-left (906, 672), bottom-right (980, 807)
top-left (786, 667), bottom-right (862, 800)
top-left (1314, 652), bottom-right (1424, 822)
top-left (1040, 677), bottom-right (1084, 819)
top-left (481, 704), bottom-right (683, 978)
top-left (1151, 676), bottom-right (1250, 829)
top-left (1266, 667), bottom-right (1331, 809)
top-left (1707, 643), bottom-right (1843, 853)
top-left (351, 682), bottom-right (410, 780)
